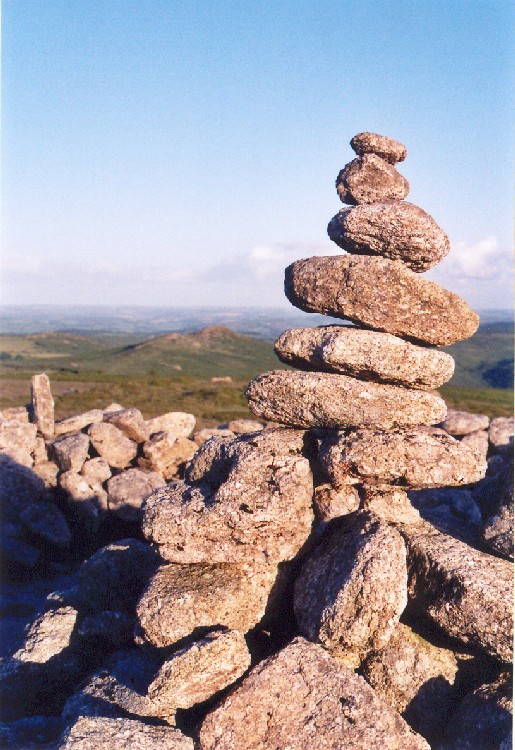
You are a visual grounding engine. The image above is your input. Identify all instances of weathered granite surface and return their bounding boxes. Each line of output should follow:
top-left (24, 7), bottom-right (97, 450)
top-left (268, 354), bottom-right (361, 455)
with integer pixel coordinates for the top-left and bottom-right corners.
top-left (350, 131), bottom-right (407, 163)
top-left (335, 154), bottom-right (409, 205)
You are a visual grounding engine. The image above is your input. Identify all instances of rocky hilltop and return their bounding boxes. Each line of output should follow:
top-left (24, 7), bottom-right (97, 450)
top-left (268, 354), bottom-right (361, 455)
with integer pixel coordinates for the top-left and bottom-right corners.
top-left (0, 133), bottom-right (513, 750)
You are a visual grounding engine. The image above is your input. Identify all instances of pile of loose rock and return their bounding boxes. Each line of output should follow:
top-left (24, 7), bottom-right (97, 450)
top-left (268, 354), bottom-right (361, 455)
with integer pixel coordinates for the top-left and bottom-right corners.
top-left (0, 133), bottom-right (513, 749)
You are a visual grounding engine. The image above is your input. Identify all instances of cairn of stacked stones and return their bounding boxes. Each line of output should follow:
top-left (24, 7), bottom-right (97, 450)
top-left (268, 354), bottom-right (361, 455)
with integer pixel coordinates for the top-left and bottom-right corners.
top-left (0, 139), bottom-right (513, 749)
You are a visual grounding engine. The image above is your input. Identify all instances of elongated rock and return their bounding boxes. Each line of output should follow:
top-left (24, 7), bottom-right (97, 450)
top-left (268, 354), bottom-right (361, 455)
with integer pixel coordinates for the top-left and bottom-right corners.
top-left (274, 326), bottom-right (455, 389)
top-left (142, 428), bottom-right (314, 563)
top-left (351, 131), bottom-right (407, 163)
top-left (246, 370), bottom-right (446, 430)
top-left (136, 561), bottom-right (288, 648)
top-left (198, 638), bottom-right (429, 750)
top-left (328, 202), bottom-right (449, 271)
top-left (336, 154), bottom-right (409, 205)
top-left (401, 522), bottom-right (513, 663)
top-left (30, 373), bottom-right (55, 438)
top-left (319, 428), bottom-right (486, 488)
top-left (294, 514), bottom-right (408, 667)
top-left (285, 255), bottom-right (479, 346)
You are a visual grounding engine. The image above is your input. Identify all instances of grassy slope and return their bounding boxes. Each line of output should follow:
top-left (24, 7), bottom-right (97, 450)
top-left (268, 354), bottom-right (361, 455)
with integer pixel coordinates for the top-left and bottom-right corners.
top-left (0, 324), bottom-right (513, 420)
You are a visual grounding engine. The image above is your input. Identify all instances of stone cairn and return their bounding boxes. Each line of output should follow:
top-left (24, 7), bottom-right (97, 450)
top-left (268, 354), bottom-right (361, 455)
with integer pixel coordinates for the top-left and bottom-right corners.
top-left (1, 135), bottom-right (513, 750)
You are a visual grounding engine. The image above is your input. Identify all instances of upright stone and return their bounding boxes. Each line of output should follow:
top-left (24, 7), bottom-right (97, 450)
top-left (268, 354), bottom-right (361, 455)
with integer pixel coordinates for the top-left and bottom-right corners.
top-left (31, 373), bottom-right (55, 438)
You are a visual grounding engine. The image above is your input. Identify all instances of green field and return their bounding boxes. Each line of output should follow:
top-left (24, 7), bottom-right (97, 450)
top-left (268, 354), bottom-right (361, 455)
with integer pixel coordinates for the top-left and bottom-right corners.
top-left (0, 324), bottom-right (512, 421)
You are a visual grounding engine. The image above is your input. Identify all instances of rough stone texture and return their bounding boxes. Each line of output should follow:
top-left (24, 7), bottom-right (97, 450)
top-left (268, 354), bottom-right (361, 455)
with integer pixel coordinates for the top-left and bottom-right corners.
top-left (328, 202), bottom-right (450, 272)
top-left (193, 427), bottom-right (236, 446)
top-left (1, 406), bottom-right (30, 423)
top-left (105, 407), bottom-right (150, 443)
top-left (20, 500), bottom-right (72, 548)
top-left (409, 487), bottom-right (482, 544)
top-left (50, 432), bottom-right (90, 473)
top-left (360, 485), bottom-right (422, 526)
top-left (246, 370), bottom-right (446, 430)
top-left (137, 561), bottom-right (287, 648)
top-left (0, 716), bottom-right (63, 749)
top-left (58, 472), bottom-right (106, 532)
top-left (198, 637), bottom-right (429, 750)
top-left (14, 607), bottom-right (77, 664)
top-left (88, 422), bottom-right (137, 469)
top-left (30, 373), bottom-right (55, 438)
top-left (80, 457), bottom-right (112, 486)
top-left (0, 455), bottom-right (46, 519)
top-left (146, 412), bottom-right (196, 438)
top-left (350, 131), bottom-right (407, 164)
top-left (56, 716), bottom-right (194, 750)
top-left (294, 514), bottom-right (407, 667)
top-left (335, 154), bottom-right (409, 205)
top-left (0, 420), bottom-right (38, 467)
top-left (148, 630), bottom-right (251, 719)
top-left (319, 428), bottom-right (486, 488)
top-left (285, 255), bottom-right (479, 346)
top-left (481, 462), bottom-right (514, 560)
top-left (143, 432), bottom-right (197, 479)
top-left (226, 418), bottom-right (264, 434)
top-left (54, 409), bottom-right (104, 436)
top-left (62, 648), bottom-right (160, 725)
top-left (361, 622), bottom-right (459, 741)
top-left (107, 468), bottom-right (166, 521)
top-left (440, 409), bottom-right (490, 436)
top-left (275, 326), bottom-right (455, 389)
top-left (460, 429), bottom-right (489, 462)
top-left (488, 417), bottom-right (514, 454)
top-left (142, 428), bottom-right (314, 563)
top-left (438, 673), bottom-right (512, 750)
top-left (401, 522), bottom-right (513, 662)
top-left (33, 459), bottom-right (59, 488)
top-left (79, 539), bottom-right (160, 613)
top-left (313, 483), bottom-right (360, 522)
top-left (33, 436), bottom-right (48, 464)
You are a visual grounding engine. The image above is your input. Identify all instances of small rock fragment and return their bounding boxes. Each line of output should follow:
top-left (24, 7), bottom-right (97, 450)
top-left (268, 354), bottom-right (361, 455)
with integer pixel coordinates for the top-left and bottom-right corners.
top-left (294, 514), bottom-right (407, 667)
top-left (460, 429), bottom-right (489, 462)
top-left (54, 410), bottom-right (104, 436)
top-left (146, 412), bottom-right (196, 438)
top-left (360, 485), bottom-right (422, 526)
top-left (285, 255), bottom-right (479, 346)
top-left (20, 500), bottom-right (72, 548)
top-left (274, 326), bottom-right (455, 389)
top-left (246, 370), bottom-right (447, 430)
top-left (105, 407), bottom-right (150, 443)
top-left (193, 427), bottom-right (236, 446)
top-left (313, 483), bottom-right (360, 522)
top-left (33, 460), bottom-right (59, 488)
top-left (14, 607), bottom-right (77, 664)
top-left (335, 154), bottom-right (409, 205)
top-left (350, 131), bottom-right (407, 163)
top-left (80, 457), bottom-right (112, 486)
top-left (58, 472), bottom-right (105, 532)
top-left (0, 421), bottom-right (37, 467)
top-left (148, 630), bottom-right (251, 718)
top-left (226, 418), bottom-right (264, 434)
top-left (488, 417), bottom-right (514, 454)
top-left (143, 432), bottom-right (197, 479)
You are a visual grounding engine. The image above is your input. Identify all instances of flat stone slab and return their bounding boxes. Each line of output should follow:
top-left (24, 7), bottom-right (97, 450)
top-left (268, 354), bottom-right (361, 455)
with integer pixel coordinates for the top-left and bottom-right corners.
top-left (246, 370), bottom-right (446, 430)
top-left (319, 428), bottom-right (487, 488)
top-left (136, 561), bottom-right (287, 648)
top-left (198, 638), bottom-right (429, 750)
top-left (401, 522), bottom-right (514, 663)
top-left (142, 428), bottom-right (314, 563)
top-left (350, 131), bottom-right (407, 163)
top-left (336, 154), bottom-right (409, 205)
top-left (294, 514), bottom-right (407, 667)
top-left (328, 202), bottom-right (449, 271)
top-left (275, 326), bottom-right (455, 389)
top-left (440, 409), bottom-right (490, 436)
top-left (148, 630), bottom-right (251, 719)
top-left (285, 255), bottom-right (479, 346)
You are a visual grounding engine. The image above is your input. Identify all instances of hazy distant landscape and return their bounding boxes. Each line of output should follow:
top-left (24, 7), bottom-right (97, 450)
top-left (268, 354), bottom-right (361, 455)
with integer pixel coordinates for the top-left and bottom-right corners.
top-left (0, 307), bottom-right (512, 424)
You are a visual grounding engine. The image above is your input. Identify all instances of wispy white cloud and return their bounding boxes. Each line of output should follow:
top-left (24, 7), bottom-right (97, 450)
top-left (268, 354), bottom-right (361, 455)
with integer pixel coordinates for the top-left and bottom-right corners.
top-left (441, 236), bottom-right (512, 280)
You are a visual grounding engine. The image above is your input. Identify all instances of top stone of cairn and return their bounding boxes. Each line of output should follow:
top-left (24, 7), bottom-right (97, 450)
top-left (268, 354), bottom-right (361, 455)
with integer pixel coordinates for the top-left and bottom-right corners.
top-left (350, 132), bottom-right (407, 164)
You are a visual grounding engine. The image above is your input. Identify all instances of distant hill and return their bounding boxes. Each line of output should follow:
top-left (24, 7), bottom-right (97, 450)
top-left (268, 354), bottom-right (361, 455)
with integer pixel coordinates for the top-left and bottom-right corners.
top-left (444, 321), bottom-right (514, 389)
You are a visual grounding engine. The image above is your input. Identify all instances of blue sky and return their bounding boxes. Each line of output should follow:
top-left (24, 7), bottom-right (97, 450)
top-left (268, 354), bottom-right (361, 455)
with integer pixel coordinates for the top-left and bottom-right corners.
top-left (2, 0), bottom-right (513, 309)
